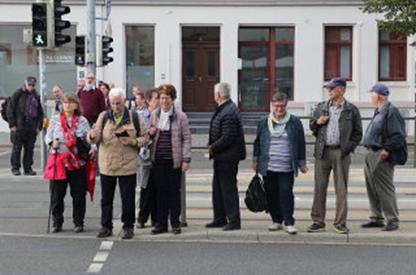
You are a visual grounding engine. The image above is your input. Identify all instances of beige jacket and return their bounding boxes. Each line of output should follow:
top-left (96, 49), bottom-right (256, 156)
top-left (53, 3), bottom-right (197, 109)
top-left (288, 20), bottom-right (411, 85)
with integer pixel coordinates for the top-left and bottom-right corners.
top-left (88, 109), bottom-right (149, 176)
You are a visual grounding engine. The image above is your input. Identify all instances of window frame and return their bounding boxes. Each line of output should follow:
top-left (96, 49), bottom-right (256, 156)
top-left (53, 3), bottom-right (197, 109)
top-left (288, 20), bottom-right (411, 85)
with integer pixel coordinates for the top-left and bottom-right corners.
top-left (378, 30), bottom-right (407, 81)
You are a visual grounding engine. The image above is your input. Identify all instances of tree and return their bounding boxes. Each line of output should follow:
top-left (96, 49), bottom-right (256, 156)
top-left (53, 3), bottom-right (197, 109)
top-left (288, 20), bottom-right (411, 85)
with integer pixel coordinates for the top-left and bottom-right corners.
top-left (362, 0), bottom-right (416, 36)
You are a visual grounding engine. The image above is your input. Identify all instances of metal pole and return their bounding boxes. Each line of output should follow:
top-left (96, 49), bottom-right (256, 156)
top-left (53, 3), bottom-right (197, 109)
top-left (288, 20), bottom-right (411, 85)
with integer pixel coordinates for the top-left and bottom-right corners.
top-left (86, 0), bottom-right (96, 75)
top-left (38, 48), bottom-right (47, 170)
top-left (414, 90), bottom-right (415, 168)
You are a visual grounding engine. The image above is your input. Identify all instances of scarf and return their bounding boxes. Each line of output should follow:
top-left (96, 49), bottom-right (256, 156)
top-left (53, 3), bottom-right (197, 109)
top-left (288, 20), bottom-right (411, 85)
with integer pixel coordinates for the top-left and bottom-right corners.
top-left (158, 106), bottom-right (173, 131)
top-left (268, 111), bottom-right (291, 138)
top-left (60, 113), bottom-right (81, 170)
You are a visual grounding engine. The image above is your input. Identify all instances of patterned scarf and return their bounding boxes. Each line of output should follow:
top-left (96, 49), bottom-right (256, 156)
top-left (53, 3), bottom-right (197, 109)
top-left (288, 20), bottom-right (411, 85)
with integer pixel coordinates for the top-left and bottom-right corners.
top-left (268, 111), bottom-right (291, 138)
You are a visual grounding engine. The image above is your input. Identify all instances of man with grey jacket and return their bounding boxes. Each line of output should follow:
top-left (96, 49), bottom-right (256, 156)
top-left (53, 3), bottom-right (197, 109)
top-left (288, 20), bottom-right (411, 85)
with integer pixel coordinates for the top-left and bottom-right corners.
top-left (308, 77), bottom-right (362, 234)
top-left (361, 83), bottom-right (407, 231)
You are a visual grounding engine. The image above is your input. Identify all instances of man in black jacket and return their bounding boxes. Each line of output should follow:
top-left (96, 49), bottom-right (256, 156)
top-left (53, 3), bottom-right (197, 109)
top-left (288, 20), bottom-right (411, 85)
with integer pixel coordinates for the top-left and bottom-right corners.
top-left (362, 83), bottom-right (407, 231)
top-left (7, 76), bottom-right (44, 176)
top-left (206, 82), bottom-right (246, 231)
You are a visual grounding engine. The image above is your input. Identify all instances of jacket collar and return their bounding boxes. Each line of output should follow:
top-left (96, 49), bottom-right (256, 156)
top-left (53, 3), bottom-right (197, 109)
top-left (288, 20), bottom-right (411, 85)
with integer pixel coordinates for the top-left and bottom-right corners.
top-left (108, 107), bottom-right (130, 127)
top-left (156, 106), bottom-right (176, 120)
top-left (215, 99), bottom-right (232, 113)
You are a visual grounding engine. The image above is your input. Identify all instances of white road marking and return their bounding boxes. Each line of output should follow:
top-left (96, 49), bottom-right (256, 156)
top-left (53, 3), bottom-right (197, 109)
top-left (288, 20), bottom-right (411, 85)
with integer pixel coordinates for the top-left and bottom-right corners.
top-left (87, 263), bottom-right (104, 273)
top-left (99, 241), bottom-right (114, 250)
top-left (93, 251), bottom-right (109, 262)
top-left (87, 241), bottom-right (114, 273)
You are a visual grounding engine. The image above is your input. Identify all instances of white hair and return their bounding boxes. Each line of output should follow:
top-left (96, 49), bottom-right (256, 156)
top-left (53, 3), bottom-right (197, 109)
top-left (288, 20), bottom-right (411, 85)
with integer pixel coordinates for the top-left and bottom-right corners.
top-left (108, 88), bottom-right (126, 100)
top-left (214, 82), bottom-right (231, 99)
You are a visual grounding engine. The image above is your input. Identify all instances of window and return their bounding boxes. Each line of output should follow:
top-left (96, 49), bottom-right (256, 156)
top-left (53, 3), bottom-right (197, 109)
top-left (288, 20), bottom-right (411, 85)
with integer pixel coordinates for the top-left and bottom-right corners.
top-left (324, 26), bottom-right (352, 81)
top-left (379, 30), bottom-right (407, 81)
top-left (238, 27), bottom-right (294, 111)
top-left (125, 26), bottom-right (155, 97)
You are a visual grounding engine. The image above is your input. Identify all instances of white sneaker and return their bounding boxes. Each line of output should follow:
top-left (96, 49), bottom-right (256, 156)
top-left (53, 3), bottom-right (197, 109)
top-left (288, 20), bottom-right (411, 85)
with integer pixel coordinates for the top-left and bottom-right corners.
top-left (268, 223), bottom-right (283, 231)
top-left (285, 225), bottom-right (297, 235)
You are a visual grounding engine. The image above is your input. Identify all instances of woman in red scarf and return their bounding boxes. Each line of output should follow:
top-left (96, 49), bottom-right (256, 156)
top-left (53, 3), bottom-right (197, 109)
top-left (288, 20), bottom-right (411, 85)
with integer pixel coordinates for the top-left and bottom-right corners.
top-left (45, 93), bottom-right (95, 233)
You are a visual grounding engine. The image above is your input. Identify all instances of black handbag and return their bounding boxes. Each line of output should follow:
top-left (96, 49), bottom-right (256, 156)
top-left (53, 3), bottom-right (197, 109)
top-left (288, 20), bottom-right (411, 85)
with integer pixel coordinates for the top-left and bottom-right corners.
top-left (244, 174), bottom-right (268, 212)
top-left (76, 137), bottom-right (91, 161)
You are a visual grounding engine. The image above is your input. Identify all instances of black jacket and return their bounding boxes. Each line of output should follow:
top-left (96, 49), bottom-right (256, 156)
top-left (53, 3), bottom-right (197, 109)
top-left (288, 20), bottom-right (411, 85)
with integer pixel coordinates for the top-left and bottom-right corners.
top-left (310, 100), bottom-right (362, 159)
top-left (7, 87), bottom-right (44, 131)
top-left (209, 100), bottom-right (246, 162)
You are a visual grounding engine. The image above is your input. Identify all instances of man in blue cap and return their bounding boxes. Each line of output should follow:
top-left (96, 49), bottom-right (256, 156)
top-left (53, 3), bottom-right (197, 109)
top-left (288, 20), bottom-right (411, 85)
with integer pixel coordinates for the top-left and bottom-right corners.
top-left (362, 83), bottom-right (407, 231)
top-left (308, 77), bottom-right (362, 234)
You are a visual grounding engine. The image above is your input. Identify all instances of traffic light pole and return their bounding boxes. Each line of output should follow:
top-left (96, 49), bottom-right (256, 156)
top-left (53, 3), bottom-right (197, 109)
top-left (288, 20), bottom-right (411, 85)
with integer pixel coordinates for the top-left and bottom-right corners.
top-left (86, 0), bottom-right (96, 75)
top-left (38, 48), bottom-right (47, 170)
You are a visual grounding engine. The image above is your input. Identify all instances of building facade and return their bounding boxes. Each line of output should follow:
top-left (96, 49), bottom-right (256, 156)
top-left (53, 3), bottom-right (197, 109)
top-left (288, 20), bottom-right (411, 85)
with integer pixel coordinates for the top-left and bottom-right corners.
top-left (0, 0), bottom-right (414, 132)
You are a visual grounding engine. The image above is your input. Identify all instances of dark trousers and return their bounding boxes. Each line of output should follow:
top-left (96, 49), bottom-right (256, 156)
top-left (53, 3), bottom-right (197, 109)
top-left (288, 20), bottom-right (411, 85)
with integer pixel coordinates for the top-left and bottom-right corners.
top-left (100, 174), bottom-right (136, 229)
top-left (154, 160), bottom-right (182, 229)
top-left (212, 160), bottom-right (241, 226)
top-left (264, 171), bottom-right (295, 226)
top-left (10, 129), bottom-right (37, 171)
top-left (50, 167), bottom-right (86, 227)
top-left (137, 168), bottom-right (157, 225)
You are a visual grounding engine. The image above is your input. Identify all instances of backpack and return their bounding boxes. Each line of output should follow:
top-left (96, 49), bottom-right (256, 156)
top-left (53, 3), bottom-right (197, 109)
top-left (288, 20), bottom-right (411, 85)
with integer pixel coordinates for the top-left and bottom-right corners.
top-left (244, 174), bottom-right (268, 213)
top-left (1, 97), bottom-right (11, 122)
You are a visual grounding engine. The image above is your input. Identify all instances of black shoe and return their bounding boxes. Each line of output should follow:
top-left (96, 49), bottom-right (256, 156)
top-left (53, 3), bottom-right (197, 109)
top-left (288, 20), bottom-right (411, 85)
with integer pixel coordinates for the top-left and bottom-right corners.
top-left (151, 227), bottom-right (168, 235)
top-left (121, 228), bottom-right (134, 239)
top-left (97, 227), bottom-right (112, 238)
top-left (24, 169), bottom-right (36, 176)
top-left (222, 223), bottom-right (241, 231)
top-left (382, 223), bottom-right (399, 231)
top-left (136, 222), bottom-right (145, 229)
top-left (11, 169), bottom-right (21, 176)
top-left (74, 226), bottom-right (84, 233)
top-left (205, 221), bottom-right (227, 228)
top-left (361, 221), bottom-right (384, 228)
top-left (307, 223), bottom-right (326, 233)
top-left (172, 227), bottom-right (181, 235)
top-left (51, 226), bottom-right (62, 233)
top-left (334, 224), bottom-right (349, 234)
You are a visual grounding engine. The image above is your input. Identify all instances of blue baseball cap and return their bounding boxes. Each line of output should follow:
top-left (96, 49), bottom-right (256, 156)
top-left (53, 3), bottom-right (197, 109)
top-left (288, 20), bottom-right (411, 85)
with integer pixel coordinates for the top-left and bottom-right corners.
top-left (323, 77), bottom-right (347, 89)
top-left (370, 83), bottom-right (389, 96)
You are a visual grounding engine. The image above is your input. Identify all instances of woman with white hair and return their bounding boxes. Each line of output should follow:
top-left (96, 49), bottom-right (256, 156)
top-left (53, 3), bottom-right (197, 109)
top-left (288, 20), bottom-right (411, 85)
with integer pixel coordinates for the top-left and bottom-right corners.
top-left (88, 88), bottom-right (149, 239)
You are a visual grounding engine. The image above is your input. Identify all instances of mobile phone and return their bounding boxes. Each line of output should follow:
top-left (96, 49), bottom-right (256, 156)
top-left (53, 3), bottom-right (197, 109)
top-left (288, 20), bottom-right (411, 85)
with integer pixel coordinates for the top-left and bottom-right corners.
top-left (115, 131), bottom-right (129, 138)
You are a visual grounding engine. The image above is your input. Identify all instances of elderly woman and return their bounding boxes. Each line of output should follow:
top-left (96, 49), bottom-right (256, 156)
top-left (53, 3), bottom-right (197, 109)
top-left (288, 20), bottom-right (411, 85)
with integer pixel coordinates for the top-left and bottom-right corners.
top-left (253, 92), bottom-right (308, 235)
top-left (45, 93), bottom-right (95, 233)
top-left (150, 84), bottom-right (191, 235)
top-left (88, 88), bottom-right (148, 239)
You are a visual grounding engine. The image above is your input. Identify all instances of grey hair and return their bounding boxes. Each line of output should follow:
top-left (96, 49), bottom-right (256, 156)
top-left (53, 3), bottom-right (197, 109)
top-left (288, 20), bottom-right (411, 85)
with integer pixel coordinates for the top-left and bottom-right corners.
top-left (271, 92), bottom-right (288, 103)
top-left (214, 82), bottom-right (231, 99)
top-left (108, 88), bottom-right (126, 100)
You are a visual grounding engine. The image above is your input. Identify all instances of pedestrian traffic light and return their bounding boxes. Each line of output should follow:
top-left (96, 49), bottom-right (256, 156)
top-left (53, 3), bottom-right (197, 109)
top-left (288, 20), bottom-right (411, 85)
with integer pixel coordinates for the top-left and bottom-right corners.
top-left (75, 35), bottom-right (85, 66)
top-left (97, 35), bottom-right (114, 66)
top-left (32, 3), bottom-right (48, 47)
top-left (53, 0), bottom-right (71, 47)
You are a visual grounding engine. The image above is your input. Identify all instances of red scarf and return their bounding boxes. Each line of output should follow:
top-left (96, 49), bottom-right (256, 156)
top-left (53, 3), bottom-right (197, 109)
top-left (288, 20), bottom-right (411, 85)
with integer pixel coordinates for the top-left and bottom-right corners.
top-left (60, 113), bottom-right (81, 170)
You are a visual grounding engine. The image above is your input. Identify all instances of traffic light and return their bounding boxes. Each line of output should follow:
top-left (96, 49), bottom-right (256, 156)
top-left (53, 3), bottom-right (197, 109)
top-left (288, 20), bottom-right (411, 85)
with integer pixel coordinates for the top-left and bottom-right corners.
top-left (32, 3), bottom-right (48, 47)
top-left (101, 35), bottom-right (114, 66)
top-left (75, 35), bottom-right (85, 66)
top-left (53, 0), bottom-right (71, 47)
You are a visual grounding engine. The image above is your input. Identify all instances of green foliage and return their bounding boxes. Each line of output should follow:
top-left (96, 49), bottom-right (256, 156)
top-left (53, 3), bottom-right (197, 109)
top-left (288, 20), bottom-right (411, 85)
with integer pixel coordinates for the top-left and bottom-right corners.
top-left (362, 0), bottom-right (416, 35)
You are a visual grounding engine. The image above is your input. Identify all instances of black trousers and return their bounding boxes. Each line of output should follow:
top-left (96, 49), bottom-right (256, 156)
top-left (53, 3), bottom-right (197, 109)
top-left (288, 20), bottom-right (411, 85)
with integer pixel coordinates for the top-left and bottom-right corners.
top-left (137, 168), bottom-right (157, 225)
top-left (212, 160), bottom-right (241, 226)
top-left (264, 171), bottom-right (295, 226)
top-left (154, 160), bottom-right (182, 229)
top-left (100, 174), bottom-right (136, 229)
top-left (10, 128), bottom-right (37, 171)
top-left (50, 166), bottom-right (87, 227)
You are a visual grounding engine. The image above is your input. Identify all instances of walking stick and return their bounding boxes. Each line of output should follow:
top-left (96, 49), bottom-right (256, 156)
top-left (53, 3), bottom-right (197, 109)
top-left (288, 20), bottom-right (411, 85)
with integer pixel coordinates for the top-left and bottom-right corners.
top-left (46, 150), bottom-right (57, 234)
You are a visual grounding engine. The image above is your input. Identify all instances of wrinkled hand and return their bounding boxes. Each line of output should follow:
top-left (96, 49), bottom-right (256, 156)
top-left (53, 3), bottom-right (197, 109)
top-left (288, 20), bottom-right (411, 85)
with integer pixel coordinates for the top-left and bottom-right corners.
top-left (52, 139), bottom-right (59, 149)
top-left (299, 165), bottom-right (309, 174)
top-left (88, 149), bottom-right (96, 160)
top-left (10, 127), bottom-right (16, 132)
top-left (379, 149), bottom-right (389, 161)
top-left (89, 128), bottom-right (99, 139)
top-left (317, 116), bottom-right (329, 125)
top-left (181, 162), bottom-right (190, 172)
top-left (148, 127), bottom-right (157, 136)
top-left (119, 136), bottom-right (133, 145)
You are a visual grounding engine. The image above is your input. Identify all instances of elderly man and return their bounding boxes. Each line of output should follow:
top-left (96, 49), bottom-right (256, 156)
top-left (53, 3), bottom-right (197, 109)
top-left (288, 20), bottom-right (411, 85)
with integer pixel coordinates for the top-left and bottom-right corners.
top-left (78, 72), bottom-right (106, 125)
top-left (206, 82), bottom-right (246, 231)
top-left (88, 88), bottom-right (148, 239)
top-left (362, 83), bottom-right (407, 231)
top-left (308, 77), bottom-right (362, 234)
top-left (7, 76), bottom-right (44, 176)
top-left (51, 84), bottom-right (64, 113)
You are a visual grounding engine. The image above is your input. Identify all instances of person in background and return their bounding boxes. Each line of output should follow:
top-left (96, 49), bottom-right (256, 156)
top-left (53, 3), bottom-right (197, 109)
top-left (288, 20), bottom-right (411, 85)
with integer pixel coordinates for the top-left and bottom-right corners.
top-left (136, 88), bottom-right (159, 229)
top-left (253, 92), bottom-right (308, 235)
top-left (150, 84), bottom-right (191, 235)
top-left (77, 79), bottom-right (85, 91)
top-left (7, 76), bottom-right (44, 176)
top-left (45, 93), bottom-right (95, 233)
top-left (51, 84), bottom-right (64, 114)
top-left (98, 82), bottom-right (110, 108)
top-left (77, 72), bottom-right (106, 126)
top-left (127, 85), bottom-right (141, 110)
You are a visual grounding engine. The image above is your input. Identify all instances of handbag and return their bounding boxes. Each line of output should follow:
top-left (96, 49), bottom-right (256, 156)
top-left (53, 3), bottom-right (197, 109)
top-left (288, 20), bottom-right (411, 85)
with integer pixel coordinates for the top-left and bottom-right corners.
top-left (244, 174), bottom-right (268, 212)
top-left (76, 137), bottom-right (91, 161)
top-left (44, 153), bottom-right (66, 180)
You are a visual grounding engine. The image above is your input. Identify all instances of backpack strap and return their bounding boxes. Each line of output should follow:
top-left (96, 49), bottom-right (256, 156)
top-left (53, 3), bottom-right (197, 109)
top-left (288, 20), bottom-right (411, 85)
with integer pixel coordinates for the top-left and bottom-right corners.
top-left (131, 110), bottom-right (141, 137)
top-left (101, 111), bottom-right (109, 134)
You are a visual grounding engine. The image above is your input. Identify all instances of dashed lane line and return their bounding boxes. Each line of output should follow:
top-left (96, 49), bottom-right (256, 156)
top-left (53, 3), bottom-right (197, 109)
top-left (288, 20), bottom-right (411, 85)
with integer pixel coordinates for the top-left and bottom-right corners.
top-left (87, 241), bottom-right (114, 273)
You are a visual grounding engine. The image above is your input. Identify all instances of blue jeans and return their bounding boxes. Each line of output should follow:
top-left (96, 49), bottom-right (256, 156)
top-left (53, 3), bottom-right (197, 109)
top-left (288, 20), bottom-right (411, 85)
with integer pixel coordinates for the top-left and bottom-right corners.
top-left (264, 171), bottom-right (295, 226)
